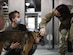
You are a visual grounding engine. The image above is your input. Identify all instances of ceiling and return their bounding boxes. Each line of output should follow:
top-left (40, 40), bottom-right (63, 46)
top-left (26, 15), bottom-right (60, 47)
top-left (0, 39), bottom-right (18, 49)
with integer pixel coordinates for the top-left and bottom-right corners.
top-left (25, 0), bottom-right (41, 11)
top-left (2, 0), bottom-right (41, 11)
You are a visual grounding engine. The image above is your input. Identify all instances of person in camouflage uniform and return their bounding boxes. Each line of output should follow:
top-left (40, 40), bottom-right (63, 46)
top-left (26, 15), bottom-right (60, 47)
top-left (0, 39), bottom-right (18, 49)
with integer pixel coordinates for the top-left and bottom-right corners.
top-left (39, 4), bottom-right (73, 55)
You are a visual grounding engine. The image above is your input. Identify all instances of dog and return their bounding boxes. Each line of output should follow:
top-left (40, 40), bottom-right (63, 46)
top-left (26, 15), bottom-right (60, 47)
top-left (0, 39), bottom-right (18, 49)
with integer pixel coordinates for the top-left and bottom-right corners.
top-left (0, 30), bottom-right (40, 55)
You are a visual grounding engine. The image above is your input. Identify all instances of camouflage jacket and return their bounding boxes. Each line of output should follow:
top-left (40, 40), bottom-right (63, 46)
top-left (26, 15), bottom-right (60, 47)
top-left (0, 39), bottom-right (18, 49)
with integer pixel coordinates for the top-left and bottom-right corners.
top-left (40, 5), bottom-right (73, 31)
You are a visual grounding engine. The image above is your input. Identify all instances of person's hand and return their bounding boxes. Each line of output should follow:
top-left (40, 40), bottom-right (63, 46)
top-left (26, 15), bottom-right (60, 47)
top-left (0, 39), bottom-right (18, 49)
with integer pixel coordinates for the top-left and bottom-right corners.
top-left (10, 42), bottom-right (20, 49)
top-left (35, 37), bottom-right (41, 43)
top-left (39, 28), bottom-right (46, 36)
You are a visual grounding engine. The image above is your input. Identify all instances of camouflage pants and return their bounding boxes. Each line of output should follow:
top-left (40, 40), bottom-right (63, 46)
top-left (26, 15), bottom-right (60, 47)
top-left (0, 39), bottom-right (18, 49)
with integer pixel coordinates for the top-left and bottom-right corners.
top-left (59, 29), bottom-right (68, 55)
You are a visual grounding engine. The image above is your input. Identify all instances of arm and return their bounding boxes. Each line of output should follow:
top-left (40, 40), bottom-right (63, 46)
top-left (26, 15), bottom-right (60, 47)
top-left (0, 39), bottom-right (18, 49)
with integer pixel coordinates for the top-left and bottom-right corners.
top-left (40, 10), bottom-right (54, 28)
top-left (1, 42), bottom-right (11, 55)
top-left (39, 10), bottom-right (54, 36)
top-left (1, 42), bottom-right (20, 55)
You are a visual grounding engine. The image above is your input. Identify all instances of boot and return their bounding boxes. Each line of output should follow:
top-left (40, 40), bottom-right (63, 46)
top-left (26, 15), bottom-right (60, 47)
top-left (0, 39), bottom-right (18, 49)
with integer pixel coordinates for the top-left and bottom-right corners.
top-left (60, 53), bottom-right (65, 55)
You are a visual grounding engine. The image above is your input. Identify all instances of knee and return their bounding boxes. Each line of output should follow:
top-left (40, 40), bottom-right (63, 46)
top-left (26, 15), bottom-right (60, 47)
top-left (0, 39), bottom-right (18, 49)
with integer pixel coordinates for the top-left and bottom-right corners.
top-left (60, 29), bottom-right (67, 36)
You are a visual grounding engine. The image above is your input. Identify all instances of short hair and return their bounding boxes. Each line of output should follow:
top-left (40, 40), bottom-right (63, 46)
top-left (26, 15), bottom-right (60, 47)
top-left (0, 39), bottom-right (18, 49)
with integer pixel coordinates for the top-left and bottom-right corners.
top-left (9, 10), bottom-right (20, 21)
top-left (56, 4), bottom-right (70, 16)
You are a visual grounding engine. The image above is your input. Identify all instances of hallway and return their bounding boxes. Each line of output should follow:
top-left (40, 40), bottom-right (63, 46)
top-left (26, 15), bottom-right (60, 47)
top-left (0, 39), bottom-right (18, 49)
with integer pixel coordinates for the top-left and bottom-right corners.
top-left (33, 45), bottom-right (73, 55)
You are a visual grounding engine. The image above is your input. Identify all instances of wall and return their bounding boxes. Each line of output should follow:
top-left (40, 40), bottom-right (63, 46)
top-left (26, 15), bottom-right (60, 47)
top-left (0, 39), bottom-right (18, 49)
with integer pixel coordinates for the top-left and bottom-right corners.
top-left (59, 0), bottom-right (73, 5)
top-left (8, 0), bottom-right (25, 24)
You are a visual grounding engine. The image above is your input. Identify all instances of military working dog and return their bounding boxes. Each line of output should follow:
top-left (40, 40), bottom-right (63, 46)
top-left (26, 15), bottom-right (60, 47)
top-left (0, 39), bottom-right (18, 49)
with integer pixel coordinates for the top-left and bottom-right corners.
top-left (0, 30), bottom-right (40, 55)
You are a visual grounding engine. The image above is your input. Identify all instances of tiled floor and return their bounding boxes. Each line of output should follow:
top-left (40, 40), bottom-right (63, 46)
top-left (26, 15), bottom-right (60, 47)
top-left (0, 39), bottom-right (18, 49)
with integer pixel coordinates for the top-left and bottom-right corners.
top-left (33, 45), bottom-right (73, 55)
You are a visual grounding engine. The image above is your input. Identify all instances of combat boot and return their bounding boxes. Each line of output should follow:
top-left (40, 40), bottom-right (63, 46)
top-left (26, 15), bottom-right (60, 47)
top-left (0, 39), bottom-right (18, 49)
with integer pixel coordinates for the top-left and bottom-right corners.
top-left (60, 53), bottom-right (65, 55)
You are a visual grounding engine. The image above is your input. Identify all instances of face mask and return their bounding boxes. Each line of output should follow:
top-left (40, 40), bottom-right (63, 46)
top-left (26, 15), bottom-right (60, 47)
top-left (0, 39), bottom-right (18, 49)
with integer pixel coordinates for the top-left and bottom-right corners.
top-left (15, 18), bottom-right (21, 24)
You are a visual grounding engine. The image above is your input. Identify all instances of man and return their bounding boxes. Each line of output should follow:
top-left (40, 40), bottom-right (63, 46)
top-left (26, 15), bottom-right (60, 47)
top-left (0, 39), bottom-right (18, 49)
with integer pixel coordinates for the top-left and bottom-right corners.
top-left (1, 10), bottom-right (28, 55)
top-left (39, 4), bottom-right (73, 55)
top-left (1, 10), bottom-right (40, 55)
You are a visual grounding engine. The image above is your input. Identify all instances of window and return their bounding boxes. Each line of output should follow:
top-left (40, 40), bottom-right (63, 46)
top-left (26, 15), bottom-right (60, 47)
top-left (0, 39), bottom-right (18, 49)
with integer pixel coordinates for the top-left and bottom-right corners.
top-left (37, 17), bottom-right (41, 29)
top-left (27, 17), bottom-right (35, 31)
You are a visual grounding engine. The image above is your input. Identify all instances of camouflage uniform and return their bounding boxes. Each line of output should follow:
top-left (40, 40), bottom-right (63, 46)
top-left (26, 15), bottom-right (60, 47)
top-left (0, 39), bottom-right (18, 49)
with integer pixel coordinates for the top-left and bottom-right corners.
top-left (40, 5), bottom-right (73, 55)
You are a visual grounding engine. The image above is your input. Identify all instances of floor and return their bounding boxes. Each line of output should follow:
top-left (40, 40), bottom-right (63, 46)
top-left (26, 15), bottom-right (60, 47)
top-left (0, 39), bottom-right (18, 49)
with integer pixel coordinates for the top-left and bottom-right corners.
top-left (33, 45), bottom-right (73, 55)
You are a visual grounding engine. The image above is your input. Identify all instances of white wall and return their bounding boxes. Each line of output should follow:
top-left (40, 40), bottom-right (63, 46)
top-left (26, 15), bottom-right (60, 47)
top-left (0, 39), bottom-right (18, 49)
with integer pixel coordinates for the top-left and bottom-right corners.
top-left (59, 0), bottom-right (73, 5)
top-left (41, 0), bottom-right (52, 18)
top-left (8, 0), bottom-right (25, 24)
